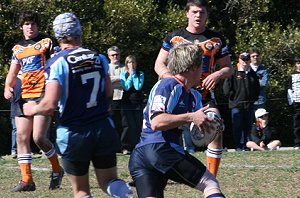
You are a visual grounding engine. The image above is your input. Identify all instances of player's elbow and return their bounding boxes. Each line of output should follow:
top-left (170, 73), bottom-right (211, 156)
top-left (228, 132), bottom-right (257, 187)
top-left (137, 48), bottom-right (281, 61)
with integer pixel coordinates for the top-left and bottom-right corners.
top-left (151, 117), bottom-right (164, 131)
top-left (44, 105), bottom-right (57, 116)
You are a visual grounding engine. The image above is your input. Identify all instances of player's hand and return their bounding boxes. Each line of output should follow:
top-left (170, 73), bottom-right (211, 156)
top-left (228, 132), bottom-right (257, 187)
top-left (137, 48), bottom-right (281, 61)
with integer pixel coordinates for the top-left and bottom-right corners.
top-left (201, 72), bottom-right (220, 90)
top-left (4, 87), bottom-right (14, 100)
top-left (23, 101), bottom-right (37, 116)
top-left (192, 105), bottom-right (211, 128)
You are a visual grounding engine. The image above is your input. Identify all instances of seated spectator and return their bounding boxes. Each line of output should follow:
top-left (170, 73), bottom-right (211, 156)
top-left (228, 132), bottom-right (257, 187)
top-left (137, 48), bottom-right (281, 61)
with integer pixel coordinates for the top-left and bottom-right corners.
top-left (246, 108), bottom-right (281, 151)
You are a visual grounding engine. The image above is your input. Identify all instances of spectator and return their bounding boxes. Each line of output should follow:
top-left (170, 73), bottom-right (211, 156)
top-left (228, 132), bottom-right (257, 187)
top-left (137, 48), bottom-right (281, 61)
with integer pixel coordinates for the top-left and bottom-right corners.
top-left (223, 52), bottom-right (260, 151)
top-left (129, 42), bottom-right (225, 198)
top-left (120, 55), bottom-right (145, 154)
top-left (4, 10), bottom-right (63, 192)
top-left (107, 46), bottom-right (126, 150)
top-left (249, 48), bottom-right (269, 111)
top-left (23, 12), bottom-right (134, 198)
top-left (246, 108), bottom-right (281, 151)
top-left (10, 74), bottom-right (22, 159)
top-left (287, 55), bottom-right (300, 150)
top-left (154, 0), bottom-right (232, 176)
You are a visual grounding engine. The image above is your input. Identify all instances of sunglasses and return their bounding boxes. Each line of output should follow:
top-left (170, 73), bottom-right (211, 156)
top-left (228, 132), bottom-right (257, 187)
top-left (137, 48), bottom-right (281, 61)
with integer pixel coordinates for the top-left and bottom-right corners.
top-left (110, 54), bottom-right (119, 57)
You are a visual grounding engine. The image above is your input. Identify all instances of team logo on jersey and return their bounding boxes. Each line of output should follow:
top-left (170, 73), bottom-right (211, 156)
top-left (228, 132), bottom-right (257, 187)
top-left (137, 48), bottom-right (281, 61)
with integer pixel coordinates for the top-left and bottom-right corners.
top-left (34, 44), bottom-right (41, 50)
top-left (151, 95), bottom-right (166, 112)
top-left (21, 55), bottom-right (35, 66)
top-left (204, 42), bottom-right (213, 51)
top-left (214, 42), bottom-right (221, 50)
top-left (178, 100), bottom-right (186, 108)
top-left (14, 46), bottom-right (24, 54)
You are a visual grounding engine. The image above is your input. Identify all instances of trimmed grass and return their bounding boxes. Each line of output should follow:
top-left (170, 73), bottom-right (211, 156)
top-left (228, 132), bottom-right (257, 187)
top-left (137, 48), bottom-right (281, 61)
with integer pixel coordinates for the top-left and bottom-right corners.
top-left (0, 150), bottom-right (299, 198)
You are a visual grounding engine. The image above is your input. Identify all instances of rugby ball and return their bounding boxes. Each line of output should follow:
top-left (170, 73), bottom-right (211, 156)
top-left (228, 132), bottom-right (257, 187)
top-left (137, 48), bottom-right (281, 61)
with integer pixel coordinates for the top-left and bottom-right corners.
top-left (190, 111), bottom-right (224, 147)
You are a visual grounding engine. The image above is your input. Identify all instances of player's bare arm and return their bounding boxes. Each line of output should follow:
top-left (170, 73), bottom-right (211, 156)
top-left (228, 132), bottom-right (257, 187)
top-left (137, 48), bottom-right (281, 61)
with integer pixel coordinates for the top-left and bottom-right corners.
top-left (4, 63), bottom-right (21, 100)
top-left (151, 105), bottom-right (210, 131)
top-left (202, 55), bottom-right (232, 90)
top-left (23, 81), bottom-right (60, 116)
top-left (154, 48), bottom-right (173, 79)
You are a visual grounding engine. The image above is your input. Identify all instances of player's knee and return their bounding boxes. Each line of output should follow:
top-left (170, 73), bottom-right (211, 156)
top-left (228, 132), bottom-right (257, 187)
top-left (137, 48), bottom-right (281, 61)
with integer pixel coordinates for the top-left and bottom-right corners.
top-left (195, 169), bottom-right (221, 194)
top-left (32, 135), bottom-right (47, 148)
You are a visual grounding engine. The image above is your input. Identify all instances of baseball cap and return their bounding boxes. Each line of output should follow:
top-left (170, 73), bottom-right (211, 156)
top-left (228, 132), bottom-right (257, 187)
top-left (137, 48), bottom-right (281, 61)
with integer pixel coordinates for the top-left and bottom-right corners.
top-left (53, 13), bottom-right (82, 40)
top-left (255, 108), bottom-right (269, 118)
top-left (239, 52), bottom-right (250, 61)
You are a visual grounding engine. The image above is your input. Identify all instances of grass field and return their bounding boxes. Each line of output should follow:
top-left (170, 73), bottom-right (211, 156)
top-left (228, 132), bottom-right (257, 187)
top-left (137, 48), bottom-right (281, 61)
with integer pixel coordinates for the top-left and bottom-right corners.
top-left (0, 150), bottom-right (299, 198)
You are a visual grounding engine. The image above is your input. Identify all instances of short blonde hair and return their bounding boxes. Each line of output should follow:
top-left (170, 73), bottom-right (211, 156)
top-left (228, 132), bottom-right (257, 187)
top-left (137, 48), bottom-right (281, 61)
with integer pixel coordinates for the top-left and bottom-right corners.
top-left (167, 43), bottom-right (203, 75)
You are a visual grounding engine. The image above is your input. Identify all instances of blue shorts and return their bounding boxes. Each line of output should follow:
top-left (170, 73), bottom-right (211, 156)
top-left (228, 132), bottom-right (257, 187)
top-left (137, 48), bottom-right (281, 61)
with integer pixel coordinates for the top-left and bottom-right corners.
top-left (128, 143), bottom-right (207, 197)
top-left (56, 117), bottom-right (121, 174)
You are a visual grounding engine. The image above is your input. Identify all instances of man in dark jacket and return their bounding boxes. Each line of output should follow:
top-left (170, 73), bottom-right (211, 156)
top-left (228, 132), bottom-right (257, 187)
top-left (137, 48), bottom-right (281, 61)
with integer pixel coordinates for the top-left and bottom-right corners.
top-left (223, 52), bottom-right (260, 150)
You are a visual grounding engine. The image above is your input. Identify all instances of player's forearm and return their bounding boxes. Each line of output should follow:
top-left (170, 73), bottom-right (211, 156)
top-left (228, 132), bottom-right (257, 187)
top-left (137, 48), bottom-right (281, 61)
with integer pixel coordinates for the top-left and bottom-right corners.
top-left (5, 70), bottom-right (17, 89)
top-left (215, 65), bottom-right (232, 79)
top-left (154, 48), bottom-right (172, 78)
top-left (32, 100), bottom-right (56, 116)
top-left (155, 64), bottom-right (172, 79)
top-left (151, 112), bottom-right (193, 131)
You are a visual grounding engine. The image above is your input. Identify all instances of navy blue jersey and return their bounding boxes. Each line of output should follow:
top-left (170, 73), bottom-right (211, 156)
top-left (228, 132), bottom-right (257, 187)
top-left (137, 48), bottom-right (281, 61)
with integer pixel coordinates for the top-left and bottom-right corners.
top-left (136, 77), bottom-right (202, 150)
top-left (45, 47), bottom-right (110, 126)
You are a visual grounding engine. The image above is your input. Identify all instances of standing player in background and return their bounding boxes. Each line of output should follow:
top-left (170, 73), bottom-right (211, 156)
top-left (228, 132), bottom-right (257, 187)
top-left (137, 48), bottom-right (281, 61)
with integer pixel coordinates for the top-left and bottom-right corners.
top-left (154, 0), bottom-right (232, 176)
top-left (23, 13), bottom-right (134, 198)
top-left (4, 10), bottom-right (63, 192)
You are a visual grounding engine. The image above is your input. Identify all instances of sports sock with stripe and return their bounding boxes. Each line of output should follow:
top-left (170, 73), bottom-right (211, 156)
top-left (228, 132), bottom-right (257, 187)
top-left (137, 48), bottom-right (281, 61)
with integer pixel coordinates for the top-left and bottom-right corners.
top-left (18, 153), bottom-right (33, 183)
top-left (206, 146), bottom-right (223, 176)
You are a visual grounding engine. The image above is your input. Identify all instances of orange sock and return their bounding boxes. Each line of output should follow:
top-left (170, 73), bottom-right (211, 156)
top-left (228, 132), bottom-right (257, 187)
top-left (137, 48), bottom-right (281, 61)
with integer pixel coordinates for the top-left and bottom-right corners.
top-left (20, 163), bottom-right (33, 183)
top-left (48, 153), bottom-right (61, 173)
top-left (207, 156), bottom-right (221, 176)
top-left (206, 147), bottom-right (223, 176)
top-left (43, 146), bottom-right (61, 173)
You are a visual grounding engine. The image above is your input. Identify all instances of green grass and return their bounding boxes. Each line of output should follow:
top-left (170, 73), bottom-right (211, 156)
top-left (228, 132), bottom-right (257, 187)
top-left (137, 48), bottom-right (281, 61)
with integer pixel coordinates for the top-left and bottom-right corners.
top-left (0, 150), bottom-right (299, 198)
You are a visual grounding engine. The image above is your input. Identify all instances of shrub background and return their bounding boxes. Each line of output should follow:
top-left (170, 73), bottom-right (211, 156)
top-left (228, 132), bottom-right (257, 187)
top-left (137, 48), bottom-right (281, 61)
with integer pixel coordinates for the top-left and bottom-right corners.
top-left (0, 0), bottom-right (299, 154)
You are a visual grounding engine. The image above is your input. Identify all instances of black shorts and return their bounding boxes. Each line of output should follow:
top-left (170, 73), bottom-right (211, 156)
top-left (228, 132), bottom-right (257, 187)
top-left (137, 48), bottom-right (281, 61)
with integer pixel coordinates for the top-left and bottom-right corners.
top-left (128, 143), bottom-right (207, 198)
top-left (13, 97), bottom-right (43, 117)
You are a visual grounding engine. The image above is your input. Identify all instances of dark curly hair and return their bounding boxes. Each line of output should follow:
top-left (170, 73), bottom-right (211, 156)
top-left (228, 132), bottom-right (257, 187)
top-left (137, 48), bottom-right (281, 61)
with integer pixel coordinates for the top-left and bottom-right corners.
top-left (18, 10), bottom-right (40, 27)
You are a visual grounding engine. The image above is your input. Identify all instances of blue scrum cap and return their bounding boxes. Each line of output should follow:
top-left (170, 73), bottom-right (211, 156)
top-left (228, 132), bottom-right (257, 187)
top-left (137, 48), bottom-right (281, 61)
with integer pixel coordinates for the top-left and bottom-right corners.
top-left (53, 12), bottom-right (82, 40)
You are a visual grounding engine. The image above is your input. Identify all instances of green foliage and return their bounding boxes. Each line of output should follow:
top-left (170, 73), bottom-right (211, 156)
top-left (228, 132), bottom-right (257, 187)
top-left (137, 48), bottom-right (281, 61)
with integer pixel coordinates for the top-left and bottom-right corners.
top-left (0, 0), bottom-right (299, 153)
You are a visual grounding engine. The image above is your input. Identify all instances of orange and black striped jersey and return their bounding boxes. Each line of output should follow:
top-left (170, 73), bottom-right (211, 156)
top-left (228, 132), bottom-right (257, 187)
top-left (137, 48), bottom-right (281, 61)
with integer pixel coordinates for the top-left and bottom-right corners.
top-left (162, 28), bottom-right (230, 99)
top-left (11, 34), bottom-right (56, 99)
